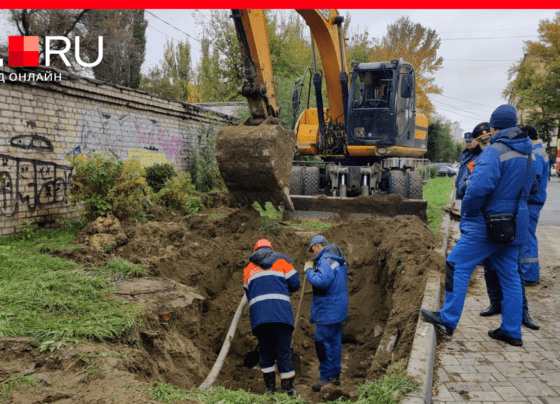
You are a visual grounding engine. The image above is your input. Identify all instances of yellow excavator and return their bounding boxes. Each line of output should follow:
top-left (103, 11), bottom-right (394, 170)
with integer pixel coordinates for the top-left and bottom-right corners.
top-left (215, 9), bottom-right (428, 221)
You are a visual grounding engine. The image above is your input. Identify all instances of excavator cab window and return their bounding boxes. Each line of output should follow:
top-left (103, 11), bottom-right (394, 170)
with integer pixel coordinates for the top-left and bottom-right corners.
top-left (352, 71), bottom-right (393, 109)
top-left (395, 66), bottom-right (415, 139)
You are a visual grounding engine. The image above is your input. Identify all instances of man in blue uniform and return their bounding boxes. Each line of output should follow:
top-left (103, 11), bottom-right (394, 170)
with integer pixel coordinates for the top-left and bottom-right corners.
top-left (520, 125), bottom-right (549, 285)
top-left (421, 105), bottom-right (537, 347)
top-left (305, 235), bottom-right (348, 391)
top-left (244, 239), bottom-right (300, 396)
top-left (479, 125), bottom-right (546, 330)
top-left (455, 124), bottom-right (492, 200)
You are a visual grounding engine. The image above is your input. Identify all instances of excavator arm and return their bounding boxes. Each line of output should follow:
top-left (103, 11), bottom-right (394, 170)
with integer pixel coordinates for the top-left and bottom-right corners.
top-left (215, 9), bottom-right (350, 211)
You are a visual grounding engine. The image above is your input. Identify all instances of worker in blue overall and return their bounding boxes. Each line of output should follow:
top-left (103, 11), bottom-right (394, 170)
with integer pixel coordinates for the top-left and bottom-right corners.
top-left (305, 235), bottom-right (348, 391)
top-left (421, 105), bottom-right (537, 347)
top-left (480, 125), bottom-right (547, 330)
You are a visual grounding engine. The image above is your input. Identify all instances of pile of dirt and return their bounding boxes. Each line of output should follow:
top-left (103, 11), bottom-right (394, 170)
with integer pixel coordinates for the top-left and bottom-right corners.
top-left (215, 118), bottom-right (297, 210)
top-left (2, 204), bottom-right (445, 404)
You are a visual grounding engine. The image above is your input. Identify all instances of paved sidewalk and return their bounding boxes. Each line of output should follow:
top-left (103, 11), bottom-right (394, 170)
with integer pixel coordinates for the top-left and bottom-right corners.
top-left (432, 222), bottom-right (560, 404)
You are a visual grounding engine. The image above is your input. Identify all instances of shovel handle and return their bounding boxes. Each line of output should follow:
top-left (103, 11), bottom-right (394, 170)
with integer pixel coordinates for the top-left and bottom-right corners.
top-left (291, 272), bottom-right (308, 347)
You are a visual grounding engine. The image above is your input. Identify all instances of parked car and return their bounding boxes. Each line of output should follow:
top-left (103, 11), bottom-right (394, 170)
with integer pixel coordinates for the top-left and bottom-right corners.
top-left (430, 163), bottom-right (458, 177)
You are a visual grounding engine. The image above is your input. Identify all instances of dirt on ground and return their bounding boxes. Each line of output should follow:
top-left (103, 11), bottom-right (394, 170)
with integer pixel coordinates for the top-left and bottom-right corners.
top-left (1, 197), bottom-right (445, 404)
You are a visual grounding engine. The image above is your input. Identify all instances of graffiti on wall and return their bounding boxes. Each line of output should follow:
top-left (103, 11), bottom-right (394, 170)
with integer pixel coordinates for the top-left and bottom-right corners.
top-left (79, 107), bottom-right (183, 164)
top-left (0, 154), bottom-right (73, 217)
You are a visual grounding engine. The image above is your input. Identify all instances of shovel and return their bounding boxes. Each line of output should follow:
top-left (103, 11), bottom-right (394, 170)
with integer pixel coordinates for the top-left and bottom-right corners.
top-left (243, 271), bottom-right (309, 377)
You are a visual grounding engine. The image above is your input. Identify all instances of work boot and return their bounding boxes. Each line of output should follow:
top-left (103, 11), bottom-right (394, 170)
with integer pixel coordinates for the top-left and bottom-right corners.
top-left (480, 303), bottom-right (501, 317)
top-left (263, 371), bottom-right (276, 393)
top-left (522, 312), bottom-right (540, 330)
top-left (523, 280), bottom-right (540, 287)
top-left (311, 375), bottom-right (340, 392)
top-left (281, 376), bottom-right (296, 397)
top-left (488, 328), bottom-right (523, 347)
top-left (420, 309), bottom-right (454, 336)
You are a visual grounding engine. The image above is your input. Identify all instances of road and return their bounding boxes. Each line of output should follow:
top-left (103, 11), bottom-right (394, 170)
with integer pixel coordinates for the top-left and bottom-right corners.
top-left (540, 168), bottom-right (560, 226)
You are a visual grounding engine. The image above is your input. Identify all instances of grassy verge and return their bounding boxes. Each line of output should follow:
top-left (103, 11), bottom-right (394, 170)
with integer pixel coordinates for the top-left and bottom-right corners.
top-left (423, 177), bottom-right (455, 235)
top-left (0, 226), bottom-right (144, 351)
top-left (142, 360), bottom-right (418, 404)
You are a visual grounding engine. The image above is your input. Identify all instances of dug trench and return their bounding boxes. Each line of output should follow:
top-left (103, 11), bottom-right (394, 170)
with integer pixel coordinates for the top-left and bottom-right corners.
top-left (1, 203), bottom-right (445, 404)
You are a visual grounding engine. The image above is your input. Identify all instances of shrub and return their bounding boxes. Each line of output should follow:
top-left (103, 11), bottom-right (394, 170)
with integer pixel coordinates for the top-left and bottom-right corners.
top-left (153, 173), bottom-right (204, 216)
top-left (67, 154), bottom-right (152, 221)
top-left (189, 121), bottom-right (225, 192)
top-left (145, 163), bottom-right (177, 193)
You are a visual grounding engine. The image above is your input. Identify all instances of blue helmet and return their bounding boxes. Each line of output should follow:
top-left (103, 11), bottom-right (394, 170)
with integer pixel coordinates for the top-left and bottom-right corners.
top-left (464, 132), bottom-right (473, 142)
top-left (309, 235), bottom-right (328, 252)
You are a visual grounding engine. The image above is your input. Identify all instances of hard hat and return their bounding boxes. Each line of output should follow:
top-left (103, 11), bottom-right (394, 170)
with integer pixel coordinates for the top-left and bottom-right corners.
top-left (254, 239), bottom-right (273, 251)
top-left (463, 132), bottom-right (473, 142)
top-left (472, 122), bottom-right (491, 141)
top-left (309, 235), bottom-right (328, 252)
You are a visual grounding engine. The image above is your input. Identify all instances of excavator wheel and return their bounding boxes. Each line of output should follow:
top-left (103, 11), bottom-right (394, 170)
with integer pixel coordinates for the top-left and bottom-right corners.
top-left (215, 117), bottom-right (297, 211)
top-left (302, 166), bottom-right (320, 195)
top-left (386, 170), bottom-right (406, 197)
top-left (405, 171), bottom-right (423, 199)
top-left (290, 166), bottom-right (304, 195)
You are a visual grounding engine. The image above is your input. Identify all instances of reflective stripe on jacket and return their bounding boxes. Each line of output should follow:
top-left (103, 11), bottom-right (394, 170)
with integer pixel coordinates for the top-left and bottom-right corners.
top-left (243, 248), bottom-right (300, 330)
top-left (529, 144), bottom-right (549, 205)
top-left (461, 127), bottom-right (538, 245)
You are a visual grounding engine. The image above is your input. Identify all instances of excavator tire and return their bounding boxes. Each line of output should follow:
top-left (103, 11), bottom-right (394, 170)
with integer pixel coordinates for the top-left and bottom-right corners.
top-left (215, 117), bottom-right (297, 211)
top-left (302, 167), bottom-right (320, 195)
top-left (290, 166), bottom-right (304, 195)
top-left (387, 170), bottom-right (406, 197)
top-left (405, 171), bottom-right (423, 200)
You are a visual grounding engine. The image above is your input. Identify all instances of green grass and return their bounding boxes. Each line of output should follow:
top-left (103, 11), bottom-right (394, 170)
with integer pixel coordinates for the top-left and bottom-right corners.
top-left (0, 227), bottom-right (144, 351)
top-left (143, 361), bottom-right (418, 403)
top-left (1, 375), bottom-right (37, 402)
top-left (100, 257), bottom-right (148, 281)
top-left (144, 383), bottom-right (307, 403)
top-left (252, 201), bottom-right (335, 232)
top-left (423, 177), bottom-right (455, 235)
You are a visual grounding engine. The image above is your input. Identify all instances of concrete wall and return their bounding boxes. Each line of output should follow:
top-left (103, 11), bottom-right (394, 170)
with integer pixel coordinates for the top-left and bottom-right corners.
top-left (0, 63), bottom-right (236, 235)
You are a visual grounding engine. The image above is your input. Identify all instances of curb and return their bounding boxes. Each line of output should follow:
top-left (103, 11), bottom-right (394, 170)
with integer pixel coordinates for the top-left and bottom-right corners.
top-left (403, 275), bottom-right (441, 404)
top-left (403, 190), bottom-right (453, 403)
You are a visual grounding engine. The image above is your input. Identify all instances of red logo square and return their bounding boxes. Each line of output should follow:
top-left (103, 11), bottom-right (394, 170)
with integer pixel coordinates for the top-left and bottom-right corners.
top-left (9, 36), bottom-right (39, 67)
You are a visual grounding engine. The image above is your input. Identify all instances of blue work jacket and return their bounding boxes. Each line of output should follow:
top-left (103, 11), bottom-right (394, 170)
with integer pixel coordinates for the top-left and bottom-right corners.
top-left (306, 244), bottom-right (348, 325)
top-left (460, 127), bottom-right (538, 245)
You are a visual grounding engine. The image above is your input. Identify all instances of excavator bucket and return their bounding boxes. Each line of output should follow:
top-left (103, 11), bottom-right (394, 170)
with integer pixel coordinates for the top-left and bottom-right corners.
top-left (216, 117), bottom-right (297, 211)
top-left (283, 194), bottom-right (428, 222)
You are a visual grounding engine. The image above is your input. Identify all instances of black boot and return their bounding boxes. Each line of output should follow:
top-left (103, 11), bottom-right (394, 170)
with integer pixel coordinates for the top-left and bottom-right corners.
top-left (480, 303), bottom-right (501, 317)
top-left (281, 376), bottom-right (296, 397)
top-left (263, 371), bottom-right (276, 393)
top-left (522, 312), bottom-right (539, 330)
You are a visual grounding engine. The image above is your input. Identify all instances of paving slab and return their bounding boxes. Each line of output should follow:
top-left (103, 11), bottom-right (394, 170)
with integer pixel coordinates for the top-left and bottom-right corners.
top-left (431, 222), bottom-right (560, 403)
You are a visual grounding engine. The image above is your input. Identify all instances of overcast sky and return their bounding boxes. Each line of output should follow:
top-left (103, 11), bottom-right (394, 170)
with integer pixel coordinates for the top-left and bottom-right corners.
top-left (1, 9), bottom-right (558, 137)
top-left (144, 9), bottom-right (559, 137)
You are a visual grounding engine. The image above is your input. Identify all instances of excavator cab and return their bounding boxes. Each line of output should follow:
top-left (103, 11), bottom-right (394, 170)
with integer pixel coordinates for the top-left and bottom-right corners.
top-left (347, 60), bottom-right (419, 152)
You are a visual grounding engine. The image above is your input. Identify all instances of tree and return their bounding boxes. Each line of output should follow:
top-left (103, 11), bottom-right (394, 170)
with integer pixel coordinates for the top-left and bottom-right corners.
top-left (7, 9), bottom-right (147, 88)
top-left (427, 120), bottom-right (456, 163)
top-left (140, 39), bottom-right (191, 101)
top-left (370, 16), bottom-right (443, 116)
top-left (82, 10), bottom-right (147, 89)
top-left (193, 9), bottom-right (245, 103)
top-left (505, 11), bottom-right (560, 147)
top-left (8, 9), bottom-right (90, 71)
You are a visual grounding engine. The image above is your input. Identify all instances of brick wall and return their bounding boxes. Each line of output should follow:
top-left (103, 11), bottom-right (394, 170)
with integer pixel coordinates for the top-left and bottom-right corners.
top-left (0, 63), bottom-right (236, 235)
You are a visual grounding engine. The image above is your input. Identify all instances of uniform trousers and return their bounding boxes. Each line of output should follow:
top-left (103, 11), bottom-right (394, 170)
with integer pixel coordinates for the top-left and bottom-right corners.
top-left (441, 235), bottom-right (523, 339)
top-left (253, 322), bottom-right (294, 379)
